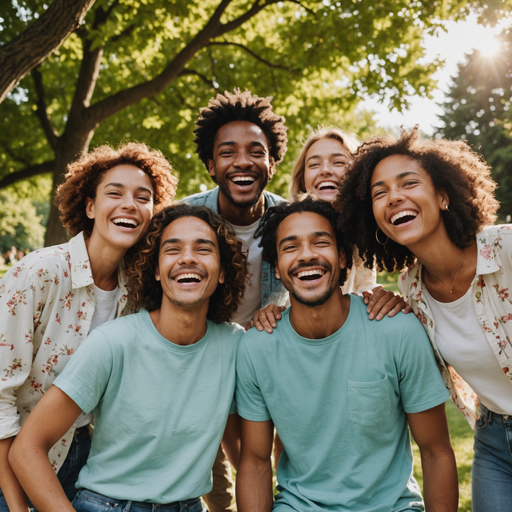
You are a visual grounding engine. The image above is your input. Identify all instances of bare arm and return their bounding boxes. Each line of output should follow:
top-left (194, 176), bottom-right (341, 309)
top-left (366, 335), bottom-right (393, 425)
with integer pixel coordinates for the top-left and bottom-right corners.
top-left (407, 403), bottom-right (458, 512)
top-left (221, 413), bottom-right (241, 471)
top-left (9, 386), bottom-right (83, 512)
top-left (236, 418), bottom-right (274, 512)
top-left (0, 437), bottom-right (29, 512)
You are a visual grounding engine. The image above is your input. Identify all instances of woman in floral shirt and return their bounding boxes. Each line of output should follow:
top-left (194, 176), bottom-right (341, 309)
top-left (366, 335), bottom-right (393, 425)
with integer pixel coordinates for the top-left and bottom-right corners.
top-left (0, 142), bottom-right (177, 511)
top-left (337, 127), bottom-right (512, 511)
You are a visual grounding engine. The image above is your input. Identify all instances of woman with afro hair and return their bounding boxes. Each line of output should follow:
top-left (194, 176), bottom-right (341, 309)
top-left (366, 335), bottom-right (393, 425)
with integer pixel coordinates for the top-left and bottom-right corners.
top-left (0, 142), bottom-right (177, 511)
top-left (337, 127), bottom-right (511, 511)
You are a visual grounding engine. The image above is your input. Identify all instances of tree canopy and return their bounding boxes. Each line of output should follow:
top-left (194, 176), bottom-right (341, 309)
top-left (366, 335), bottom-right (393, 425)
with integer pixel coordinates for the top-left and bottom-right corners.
top-left (1, 0), bottom-right (509, 245)
top-left (436, 26), bottom-right (512, 218)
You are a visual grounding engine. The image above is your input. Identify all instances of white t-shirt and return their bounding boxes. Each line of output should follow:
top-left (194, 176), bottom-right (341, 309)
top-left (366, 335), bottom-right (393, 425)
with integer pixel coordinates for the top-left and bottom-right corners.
top-left (75, 284), bottom-right (119, 428)
top-left (229, 219), bottom-right (262, 327)
top-left (424, 286), bottom-right (512, 415)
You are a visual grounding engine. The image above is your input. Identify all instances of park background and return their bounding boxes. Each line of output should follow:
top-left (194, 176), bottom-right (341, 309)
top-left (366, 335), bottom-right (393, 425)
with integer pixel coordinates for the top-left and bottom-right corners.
top-left (1, 1), bottom-right (512, 509)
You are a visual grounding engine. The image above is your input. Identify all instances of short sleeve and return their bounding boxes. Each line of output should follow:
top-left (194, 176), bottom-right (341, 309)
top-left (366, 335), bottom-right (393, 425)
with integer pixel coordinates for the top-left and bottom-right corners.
top-left (53, 329), bottom-right (113, 414)
top-left (397, 314), bottom-right (449, 414)
top-left (235, 337), bottom-right (271, 422)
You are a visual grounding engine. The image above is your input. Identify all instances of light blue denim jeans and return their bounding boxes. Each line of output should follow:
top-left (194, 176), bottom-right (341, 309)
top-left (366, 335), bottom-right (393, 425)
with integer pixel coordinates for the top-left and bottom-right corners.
top-left (472, 404), bottom-right (512, 511)
top-left (72, 489), bottom-right (204, 512)
top-left (0, 425), bottom-right (91, 511)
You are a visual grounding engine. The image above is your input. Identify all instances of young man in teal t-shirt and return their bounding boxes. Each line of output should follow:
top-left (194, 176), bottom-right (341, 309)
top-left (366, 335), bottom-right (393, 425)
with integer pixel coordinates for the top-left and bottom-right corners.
top-left (236, 197), bottom-right (458, 512)
top-left (9, 204), bottom-right (249, 512)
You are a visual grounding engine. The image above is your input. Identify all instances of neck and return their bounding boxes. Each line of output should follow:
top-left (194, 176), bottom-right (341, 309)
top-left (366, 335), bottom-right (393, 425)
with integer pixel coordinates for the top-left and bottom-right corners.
top-left (289, 288), bottom-right (350, 339)
top-left (149, 298), bottom-right (208, 346)
top-left (218, 192), bottom-right (265, 226)
top-left (85, 234), bottom-right (126, 291)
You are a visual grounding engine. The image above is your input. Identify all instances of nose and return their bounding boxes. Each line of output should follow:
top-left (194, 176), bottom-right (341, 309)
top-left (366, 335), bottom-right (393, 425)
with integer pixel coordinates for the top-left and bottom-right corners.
top-left (121, 193), bottom-right (138, 210)
top-left (233, 150), bottom-right (252, 169)
top-left (319, 160), bottom-right (333, 176)
top-left (178, 245), bottom-right (198, 265)
top-left (388, 186), bottom-right (404, 206)
top-left (297, 242), bottom-right (319, 262)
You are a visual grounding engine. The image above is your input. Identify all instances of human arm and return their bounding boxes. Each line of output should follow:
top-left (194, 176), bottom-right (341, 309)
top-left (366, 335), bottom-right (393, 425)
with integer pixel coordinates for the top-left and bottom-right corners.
top-left (9, 386), bottom-right (82, 512)
top-left (221, 413), bottom-right (241, 471)
top-left (0, 437), bottom-right (29, 512)
top-left (407, 403), bottom-right (458, 511)
top-left (362, 285), bottom-right (411, 320)
top-left (236, 418), bottom-right (274, 512)
top-left (245, 304), bottom-right (286, 333)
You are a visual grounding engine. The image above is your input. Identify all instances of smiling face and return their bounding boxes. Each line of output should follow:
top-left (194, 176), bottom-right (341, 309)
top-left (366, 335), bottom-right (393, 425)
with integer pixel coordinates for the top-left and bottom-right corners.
top-left (370, 154), bottom-right (447, 251)
top-left (275, 211), bottom-right (345, 307)
top-left (303, 138), bottom-right (351, 202)
top-left (208, 120), bottom-right (274, 210)
top-left (155, 216), bottom-right (225, 311)
top-left (86, 164), bottom-right (154, 251)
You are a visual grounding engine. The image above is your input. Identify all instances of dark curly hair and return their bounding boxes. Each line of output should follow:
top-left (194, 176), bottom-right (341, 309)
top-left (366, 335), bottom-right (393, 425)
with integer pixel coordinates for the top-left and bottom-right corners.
top-left (255, 195), bottom-right (352, 286)
top-left (126, 204), bottom-right (248, 324)
top-left (194, 88), bottom-right (287, 178)
top-left (336, 127), bottom-right (499, 273)
top-left (56, 142), bottom-right (178, 237)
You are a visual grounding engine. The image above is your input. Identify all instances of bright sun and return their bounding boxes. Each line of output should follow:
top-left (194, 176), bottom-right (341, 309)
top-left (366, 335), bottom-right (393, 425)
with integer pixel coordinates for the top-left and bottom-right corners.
top-left (474, 36), bottom-right (501, 57)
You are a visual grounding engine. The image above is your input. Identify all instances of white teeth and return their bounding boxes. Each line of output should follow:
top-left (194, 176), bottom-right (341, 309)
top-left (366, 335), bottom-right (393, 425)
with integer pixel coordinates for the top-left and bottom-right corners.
top-left (176, 273), bottom-right (202, 282)
top-left (390, 210), bottom-right (418, 225)
top-left (113, 218), bottom-right (138, 227)
top-left (232, 176), bottom-right (255, 182)
top-left (318, 181), bottom-right (338, 190)
top-left (297, 269), bottom-right (325, 279)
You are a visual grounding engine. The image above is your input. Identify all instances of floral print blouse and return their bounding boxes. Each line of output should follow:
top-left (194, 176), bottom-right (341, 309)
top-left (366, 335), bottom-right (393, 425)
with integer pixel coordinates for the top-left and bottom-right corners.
top-left (0, 232), bottom-right (129, 472)
top-left (399, 225), bottom-right (512, 430)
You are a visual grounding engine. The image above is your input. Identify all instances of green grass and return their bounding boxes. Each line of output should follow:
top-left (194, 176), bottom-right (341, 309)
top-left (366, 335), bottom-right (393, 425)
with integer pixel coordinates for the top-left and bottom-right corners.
top-left (0, 264), bottom-right (9, 279)
top-left (377, 270), bottom-right (400, 293)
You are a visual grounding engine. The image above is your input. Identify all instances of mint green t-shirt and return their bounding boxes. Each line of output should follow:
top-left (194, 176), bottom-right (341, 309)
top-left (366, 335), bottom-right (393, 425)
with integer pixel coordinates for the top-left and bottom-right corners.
top-left (236, 295), bottom-right (449, 512)
top-left (54, 310), bottom-right (243, 503)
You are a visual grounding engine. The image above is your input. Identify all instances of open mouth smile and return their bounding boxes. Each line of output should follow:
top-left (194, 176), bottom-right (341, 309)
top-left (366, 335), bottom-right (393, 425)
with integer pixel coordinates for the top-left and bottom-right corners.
top-left (230, 175), bottom-right (257, 188)
top-left (390, 210), bottom-right (418, 226)
top-left (112, 217), bottom-right (140, 229)
top-left (173, 272), bottom-right (204, 284)
top-left (295, 269), bottom-right (326, 281)
top-left (317, 181), bottom-right (338, 191)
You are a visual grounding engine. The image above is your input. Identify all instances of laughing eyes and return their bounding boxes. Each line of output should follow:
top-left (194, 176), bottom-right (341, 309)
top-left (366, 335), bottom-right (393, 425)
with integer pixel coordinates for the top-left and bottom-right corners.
top-left (107, 191), bottom-right (151, 202)
top-left (372, 180), bottom-right (419, 199)
top-left (282, 240), bottom-right (331, 252)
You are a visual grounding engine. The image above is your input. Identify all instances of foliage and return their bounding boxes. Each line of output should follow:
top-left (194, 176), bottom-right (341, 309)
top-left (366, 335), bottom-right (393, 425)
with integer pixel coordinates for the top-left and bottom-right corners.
top-left (436, 27), bottom-right (512, 218)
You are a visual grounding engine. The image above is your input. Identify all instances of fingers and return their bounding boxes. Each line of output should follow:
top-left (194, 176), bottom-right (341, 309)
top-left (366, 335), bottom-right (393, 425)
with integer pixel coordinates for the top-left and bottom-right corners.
top-left (402, 304), bottom-right (412, 314)
top-left (366, 286), bottom-right (406, 320)
top-left (251, 304), bottom-right (284, 333)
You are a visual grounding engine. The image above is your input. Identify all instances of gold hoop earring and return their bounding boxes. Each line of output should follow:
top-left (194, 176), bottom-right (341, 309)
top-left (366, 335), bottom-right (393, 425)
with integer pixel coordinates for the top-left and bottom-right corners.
top-left (375, 227), bottom-right (388, 246)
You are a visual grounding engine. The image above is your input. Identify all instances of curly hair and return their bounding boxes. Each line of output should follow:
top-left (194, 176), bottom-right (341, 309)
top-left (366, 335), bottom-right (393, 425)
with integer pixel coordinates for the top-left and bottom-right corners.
top-left (56, 142), bottom-right (178, 236)
top-left (255, 195), bottom-right (352, 286)
top-left (289, 126), bottom-right (361, 198)
top-left (336, 127), bottom-right (499, 273)
top-left (194, 88), bottom-right (288, 177)
top-left (126, 204), bottom-right (248, 324)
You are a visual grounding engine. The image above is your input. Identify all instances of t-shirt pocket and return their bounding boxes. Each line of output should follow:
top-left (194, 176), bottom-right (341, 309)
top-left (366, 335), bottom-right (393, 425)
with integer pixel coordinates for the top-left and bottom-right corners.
top-left (348, 375), bottom-right (391, 427)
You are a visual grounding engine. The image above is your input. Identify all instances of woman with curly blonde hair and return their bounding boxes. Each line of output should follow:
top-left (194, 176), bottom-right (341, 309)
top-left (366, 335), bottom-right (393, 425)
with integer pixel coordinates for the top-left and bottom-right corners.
top-left (337, 127), bottom-right (511, 511)
top-left (10, 204), bottom-right (249, 512)
top-left (0, 142), bottom-right (177, 511)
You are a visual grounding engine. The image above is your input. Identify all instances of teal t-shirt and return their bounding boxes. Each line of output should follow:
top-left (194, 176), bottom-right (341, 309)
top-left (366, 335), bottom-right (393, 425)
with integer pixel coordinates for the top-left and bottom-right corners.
top-left (236, 295), bottom-right (449, 512)
top-left (54, 310), bottom-right (243, 503)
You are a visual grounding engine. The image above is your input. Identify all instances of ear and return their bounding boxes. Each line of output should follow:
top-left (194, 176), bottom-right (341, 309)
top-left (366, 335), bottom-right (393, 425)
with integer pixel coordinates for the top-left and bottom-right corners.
top-left (85, 197), bottom-right (95, 219)
top-left (274, 261), bottom-right (281, 280)
top-left (207, 159), bottom-right (216, 179)
top-left (339, 248), bottom-right (347, 271)
top-left (155, 265), bottom-right (161, 282)
top-left (438, 189), bottom-right (449, 211)
top-left (269, 163), bottom-right (276, 181)
top-left (218, 267), bottom-right (225, 285)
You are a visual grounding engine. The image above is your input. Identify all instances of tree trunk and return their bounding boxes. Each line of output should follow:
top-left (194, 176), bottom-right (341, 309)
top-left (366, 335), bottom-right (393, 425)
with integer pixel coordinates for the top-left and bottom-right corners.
top-left (44, 127), bottom-right (95, 246)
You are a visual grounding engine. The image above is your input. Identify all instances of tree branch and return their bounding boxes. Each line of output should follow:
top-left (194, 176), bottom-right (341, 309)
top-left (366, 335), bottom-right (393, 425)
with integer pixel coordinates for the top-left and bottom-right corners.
top-left (215, 0), bottom-right (280, 37)
top-left (31, 67), bottom-right (60, 150)
top-left (208, 41), bottom-right (297, 71)
top-left (84, 0), bottom-right (235, 126)
top-left (178, 69), bottom-right (216, 88)
top-left (0, 161), bottom-right (55, 190)
top-left (0, 0), bottom-right (97, 103)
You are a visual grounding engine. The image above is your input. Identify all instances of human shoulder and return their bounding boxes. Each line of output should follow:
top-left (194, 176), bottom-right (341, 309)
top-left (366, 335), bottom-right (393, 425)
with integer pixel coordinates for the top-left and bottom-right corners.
top-left (263, 190), bottom-right (286, 208)
top-left (180, 187), bottom-right (219, 209)
top-left (207, 320), bottom-right (245, 344)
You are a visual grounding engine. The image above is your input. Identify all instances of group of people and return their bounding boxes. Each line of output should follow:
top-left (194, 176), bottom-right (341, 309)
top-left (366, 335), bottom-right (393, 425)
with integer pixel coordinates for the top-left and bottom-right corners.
top-left (0, 88), bottom-right (510, 512)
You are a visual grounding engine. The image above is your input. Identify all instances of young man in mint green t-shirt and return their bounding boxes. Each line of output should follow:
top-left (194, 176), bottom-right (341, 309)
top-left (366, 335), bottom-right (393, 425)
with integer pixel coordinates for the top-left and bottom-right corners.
top-left (236, 197), bottom-right (458, 512)
top-left (9, 204), bottom-right (249, 512)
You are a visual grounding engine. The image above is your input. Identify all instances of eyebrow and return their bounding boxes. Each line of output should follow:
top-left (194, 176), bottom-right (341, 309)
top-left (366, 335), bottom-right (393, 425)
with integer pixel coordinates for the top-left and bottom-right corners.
top-left (161, 238), bottom-right (216, 248)
top-left (278, 231), bottom-right (333, 248)
top-left (217, 141), bottom-right (267, 150)
top-left (370, 171), bottom-right (420, 190)
top-left (306, 153), bottom-right (347, 163)
top-left (104, 182), bottom-right (153, 195)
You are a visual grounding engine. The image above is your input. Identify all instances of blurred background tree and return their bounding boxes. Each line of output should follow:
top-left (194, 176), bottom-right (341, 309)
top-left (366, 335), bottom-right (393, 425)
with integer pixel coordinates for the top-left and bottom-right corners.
top-left (436, 26), bottom-right (512, 219)
top-left (0, 0), bottom-right (509, 246)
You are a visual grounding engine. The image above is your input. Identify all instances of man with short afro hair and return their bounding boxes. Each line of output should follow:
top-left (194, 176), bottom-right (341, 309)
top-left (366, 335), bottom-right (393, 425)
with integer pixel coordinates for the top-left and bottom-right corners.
top-left (183, 89), bottom-right (289, 512)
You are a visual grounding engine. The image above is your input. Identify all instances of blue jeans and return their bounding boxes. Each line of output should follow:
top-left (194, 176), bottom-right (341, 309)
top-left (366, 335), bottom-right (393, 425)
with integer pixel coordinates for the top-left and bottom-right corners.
top-left (0, 425), bottom-right (91, 511)
top-left (72, 489), bottom-right (204, 512)
top-left (472, 405), bottom-right (512, 511)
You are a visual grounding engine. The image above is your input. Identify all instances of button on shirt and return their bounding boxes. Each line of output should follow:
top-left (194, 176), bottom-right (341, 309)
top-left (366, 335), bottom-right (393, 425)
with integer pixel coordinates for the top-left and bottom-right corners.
top-left (399, 225), bottom-right (512, 429)
top-left (0, 232), bottom-right (130, 472)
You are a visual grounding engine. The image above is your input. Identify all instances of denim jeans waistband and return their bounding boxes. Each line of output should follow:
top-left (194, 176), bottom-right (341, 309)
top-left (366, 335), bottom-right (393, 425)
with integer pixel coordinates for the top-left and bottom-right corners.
top-left (480, 403), bottom-right (511, 422)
